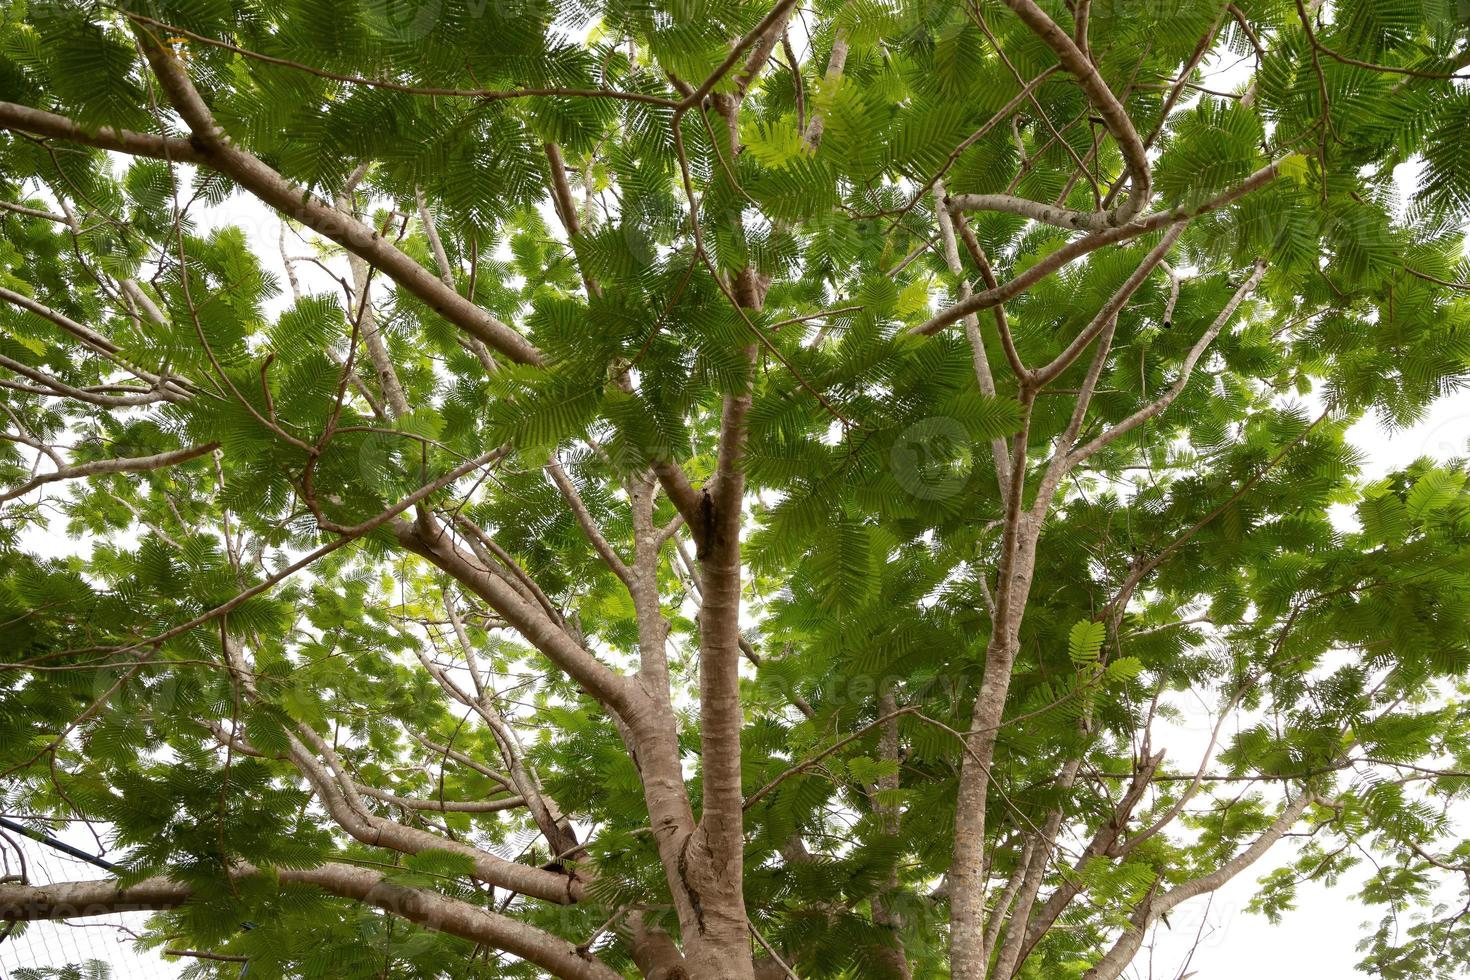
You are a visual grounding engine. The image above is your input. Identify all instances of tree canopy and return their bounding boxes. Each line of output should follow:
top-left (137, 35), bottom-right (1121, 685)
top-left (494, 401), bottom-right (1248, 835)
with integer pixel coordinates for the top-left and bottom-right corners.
top-left (2, 0), bottom-right (1470, 977)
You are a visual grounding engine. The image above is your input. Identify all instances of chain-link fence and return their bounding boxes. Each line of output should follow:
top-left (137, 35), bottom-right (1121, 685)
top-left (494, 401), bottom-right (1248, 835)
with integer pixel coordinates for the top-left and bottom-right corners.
top-left (0, 824), bottom-right (179, 980)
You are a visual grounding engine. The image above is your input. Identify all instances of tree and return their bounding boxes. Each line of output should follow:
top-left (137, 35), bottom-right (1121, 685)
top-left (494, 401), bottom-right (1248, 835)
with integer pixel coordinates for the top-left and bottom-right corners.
top-left (1, 0), bottom-right (1469, 976)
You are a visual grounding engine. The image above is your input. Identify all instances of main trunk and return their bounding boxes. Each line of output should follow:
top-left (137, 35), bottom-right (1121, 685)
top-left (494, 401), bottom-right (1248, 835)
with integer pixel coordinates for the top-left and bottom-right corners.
top-left (950, 517), bottom-right (1042, 979)
top-left (624, 704), bottom-right (755, 979)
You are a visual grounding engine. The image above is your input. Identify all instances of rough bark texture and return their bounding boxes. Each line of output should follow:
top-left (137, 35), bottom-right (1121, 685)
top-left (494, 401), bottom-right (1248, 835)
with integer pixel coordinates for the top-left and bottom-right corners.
top-left (0, 865), bottom-right (620, 980)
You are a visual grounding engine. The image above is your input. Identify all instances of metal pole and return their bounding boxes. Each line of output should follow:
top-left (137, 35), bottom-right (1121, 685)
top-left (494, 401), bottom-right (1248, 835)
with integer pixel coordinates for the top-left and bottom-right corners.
top-left (0, 817), bottom-right (116, 872)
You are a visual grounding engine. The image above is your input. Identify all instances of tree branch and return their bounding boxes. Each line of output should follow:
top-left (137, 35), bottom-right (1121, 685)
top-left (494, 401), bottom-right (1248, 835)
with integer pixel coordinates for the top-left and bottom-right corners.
top-left (1, 442), bottom-right (218, 504)
top-left (546, 457), bottom-right (634, 586)
top-left (353, 783), bottom-right (526, 813)
top-left (0, 99), bottom-right (206, 163)
top-left (1081, 793), bottom-right (1316, 980)
top-left (997, 0), bottom-right (1151, 221)
top-left (395, 512), bottom-right (636, 720)
top-left (912, 157), bottom-right (1289, 337)
top-left (1067, 260), bottom-right (1267, 466)
top-left (132, 36), bottom-right (541, 366)
top-left (0, 864), bottom-right (619, 980)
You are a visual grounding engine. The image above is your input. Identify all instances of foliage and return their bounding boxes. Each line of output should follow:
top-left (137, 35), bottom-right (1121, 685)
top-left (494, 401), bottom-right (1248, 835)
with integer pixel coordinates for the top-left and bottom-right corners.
top-left (1, 0), bottom-right (1469, 978)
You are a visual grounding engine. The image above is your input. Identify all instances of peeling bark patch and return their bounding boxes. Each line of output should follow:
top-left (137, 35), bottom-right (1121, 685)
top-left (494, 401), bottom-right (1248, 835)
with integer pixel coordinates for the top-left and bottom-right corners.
top-left (675, 834), bottom-right (706, 934)
top-left (696, 490), bottom-right (715, 560)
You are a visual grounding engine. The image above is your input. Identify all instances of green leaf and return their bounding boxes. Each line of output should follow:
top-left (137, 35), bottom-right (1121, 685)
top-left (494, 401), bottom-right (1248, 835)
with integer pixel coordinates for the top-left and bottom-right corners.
top-left (1068, 620), bottom-right (1106, 666)
top-left (1104, 657), bottom-right (1144, 684)
top-left (1406, 469), bottom-right (1464, 519)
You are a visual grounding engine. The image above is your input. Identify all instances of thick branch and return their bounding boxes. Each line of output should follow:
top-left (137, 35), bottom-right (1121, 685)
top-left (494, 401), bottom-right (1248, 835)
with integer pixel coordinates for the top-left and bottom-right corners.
top-left (1010, 751), bottom-right (1165, 972)
top-left (913, 158), bottom-right (1289, 337)
top-left (801, 29), bottom-right (849, 149)
top-left (281, 720), bottom-right (582, 904)
top-left (353, 783), bottom-right (526, 812)
top-left (0, 351), bottom-right (182, 407)
top-left (1081, 793), bottom-right (1316, 980)
top-left (0, 864), bottom-right (618, 980)
top-left (678, 0), bottom-right (802, 110)
top-left (947, 193), bottom-right (1133, 232)
top-left (997, 0), bottom-right (1151, 221)
top-left (981, 836), bottom-right (1035, 967)
top-left (1031, 223), bottom-right (1187, 388)
top-left (0, 100), bottom-right (206, 163)
top-left (1068, 260), bottom-right (1267, 465)
top-left (652, 459), bottom-right (708, 543)
top-left (0, 199), bottom-right (68, 222)
top-left (992, 757), bottom-right (1083, 979)
top-left (696, 382), bottom-right (755, 849)
top-left (133, 38), bottom-right (540, 366)
top-left (395, 513), bottom-right (636, 720)
top-left (1, 442), bottom-right (218, 504)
